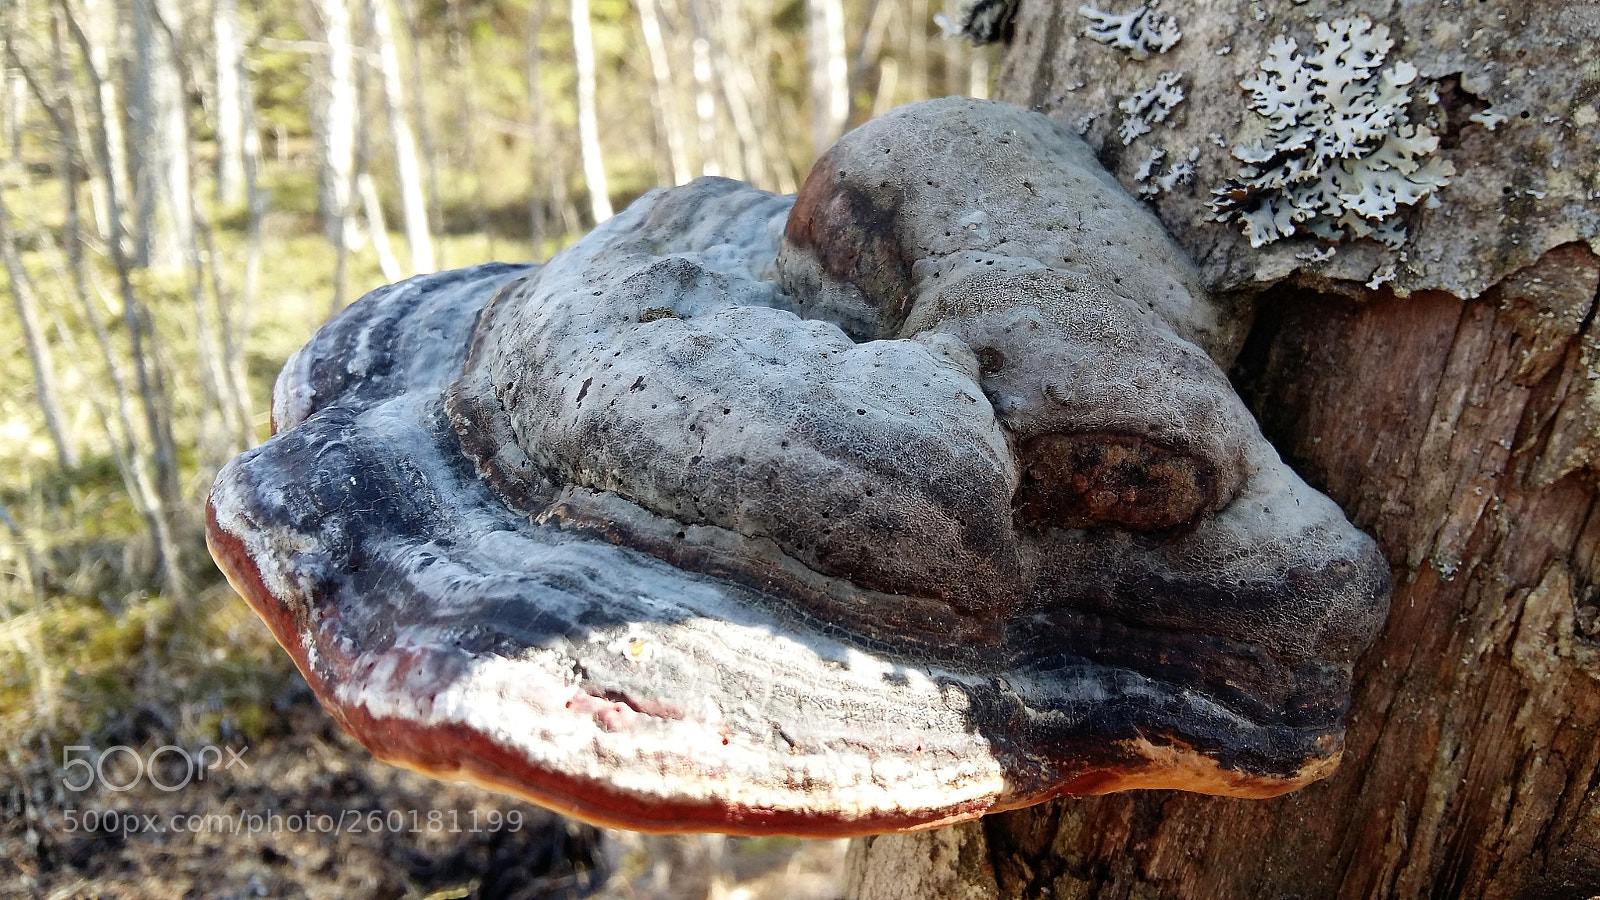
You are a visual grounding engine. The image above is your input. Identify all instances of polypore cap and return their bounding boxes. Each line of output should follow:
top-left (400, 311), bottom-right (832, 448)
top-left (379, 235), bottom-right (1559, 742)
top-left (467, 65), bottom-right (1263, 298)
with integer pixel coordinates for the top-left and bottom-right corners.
top-left (208, 98), bottom-right (1390, 837)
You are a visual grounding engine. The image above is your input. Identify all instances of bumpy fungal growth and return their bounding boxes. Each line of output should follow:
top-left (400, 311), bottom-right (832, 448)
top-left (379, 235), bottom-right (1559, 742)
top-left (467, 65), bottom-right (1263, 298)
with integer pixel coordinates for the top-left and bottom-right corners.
top-left (1080, 4), bottom-right (1181, 60)
top-left (209, 98), bottom-right (1390, 837)
top-left (1208, 15), bottom-right (1453, 248)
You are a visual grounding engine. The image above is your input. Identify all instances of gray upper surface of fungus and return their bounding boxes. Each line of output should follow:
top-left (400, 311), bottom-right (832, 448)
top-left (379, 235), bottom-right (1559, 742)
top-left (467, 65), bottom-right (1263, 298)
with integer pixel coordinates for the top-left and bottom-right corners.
top-left (999, 0), bottom-right (1600, 298)
top-left (210, 98), bottom-right (1390, 836)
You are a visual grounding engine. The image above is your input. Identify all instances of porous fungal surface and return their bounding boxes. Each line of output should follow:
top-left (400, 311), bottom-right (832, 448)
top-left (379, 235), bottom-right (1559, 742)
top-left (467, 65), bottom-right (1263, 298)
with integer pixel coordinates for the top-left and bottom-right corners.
top-left (1207, 16), bottom-right (1453, 249)
top-left (209, 99), bottom-right (1390, 837)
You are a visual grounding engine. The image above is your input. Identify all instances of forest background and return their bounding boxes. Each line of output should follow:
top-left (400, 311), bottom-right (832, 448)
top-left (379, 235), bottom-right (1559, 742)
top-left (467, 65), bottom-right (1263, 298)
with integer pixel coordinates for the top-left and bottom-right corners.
top-left (0, 0), bottom-right (996, 895)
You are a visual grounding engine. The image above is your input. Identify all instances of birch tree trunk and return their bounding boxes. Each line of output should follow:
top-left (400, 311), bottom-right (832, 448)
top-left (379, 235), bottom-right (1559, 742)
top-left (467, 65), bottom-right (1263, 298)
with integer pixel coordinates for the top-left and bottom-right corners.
top-left (358, 171), bottom-right (400, 281)
top-left (570, 0), bottom-right (611, 224)
top-left (708, 2), bottom-right (777, 192)
top-left (129, 0), bottom-right (191, 271)
top-left (848, 3), bottom-right (1600, 897)
top-left (79, 0), bottom-right (129, 246)
top-left (232, 44), bottom-right (263, 439)
top-left (309, 0), bottom-right (356, 252)
top-left (3, 71), bottom-right (20, 165)
top-left (0, 200), bottom-right (78, 473)
top-left (366, 0), bottom-right (432, 273)
top-left (526, 0), bottom-right (549, 251)
top-left (805, 0), bottom-right (848, 156)
top-left (394, 0), bottom-right (443, 266)
top-left (212, 0), bottom-right (245, 206)
top-left (688, 27), bottom-right (721, 178)
top-left (636, 0), bottom-right (692, 186)
top-left (61, 0), bottom-right (185, 596)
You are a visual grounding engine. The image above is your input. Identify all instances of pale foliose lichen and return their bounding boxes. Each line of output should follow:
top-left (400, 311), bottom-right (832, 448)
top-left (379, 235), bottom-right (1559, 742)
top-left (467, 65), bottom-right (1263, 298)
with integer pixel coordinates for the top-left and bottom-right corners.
top-left (1135, 146), bottom-right (1200, 198)
top-left (946, 0), bottom-right (1022, 44)
top-left (1206, 15), bottom-right (1454, 249)
top-left (1080, 5), bottom-right (1182, 60)
top-left (1469, 109), bottom-right (1508, 131)
top-left (1118, 71), bottom-right (1186, 145)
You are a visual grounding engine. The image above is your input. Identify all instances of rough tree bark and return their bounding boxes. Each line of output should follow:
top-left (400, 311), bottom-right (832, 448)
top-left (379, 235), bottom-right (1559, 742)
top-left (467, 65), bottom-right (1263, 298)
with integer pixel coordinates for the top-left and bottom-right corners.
top-left (848, 2), bottom-right (1600, 898)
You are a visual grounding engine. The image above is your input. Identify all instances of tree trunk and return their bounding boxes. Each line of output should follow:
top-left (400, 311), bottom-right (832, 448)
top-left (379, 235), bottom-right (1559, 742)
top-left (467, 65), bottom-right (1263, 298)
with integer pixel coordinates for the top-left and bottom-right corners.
top-left (0, 198), bottom-right (78, 473)
top-left (212, 0), bottom-right (245, 206)
top-left (525, 0), bottom-right (549, 252)
top-left (393, 0), bottom-right (443, 266)
top-left (708, 1), bottom-right (777, 192)
top-left (233, 44), bottom-right (264, 439)
top-left (570, 0), bottom-right (611, 224)
top-left (78, 0), bottom-right (129, 246)
top-left (61, 0), bottom-right (185, 596)
top-left (636, 0), bottom-right (692, 186)
top-left (849, 3), bottom-right (1600, 898)
top-left (687, 9), bottom-right (721, 178)
top-left (308, 0), bottom-right (356, 253)
top-left (366, 0), bottom-right (432, 273)
top-left (129, 0), bottom-right (192, 271)
top-left (805, 0), bottom-right (848, 155)
top-left (357, 171), bottom-right (400, 281)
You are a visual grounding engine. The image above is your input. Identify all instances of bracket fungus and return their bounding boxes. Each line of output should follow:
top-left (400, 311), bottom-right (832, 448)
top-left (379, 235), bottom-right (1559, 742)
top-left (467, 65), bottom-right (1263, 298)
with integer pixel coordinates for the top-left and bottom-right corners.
top-left (208, 98), bottom-right (1390, 837)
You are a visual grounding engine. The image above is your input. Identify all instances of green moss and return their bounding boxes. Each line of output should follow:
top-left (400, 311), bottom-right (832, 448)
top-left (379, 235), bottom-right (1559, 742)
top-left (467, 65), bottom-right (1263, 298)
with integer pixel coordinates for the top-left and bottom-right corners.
top-left (0, 587), bottom-right (298, 750)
